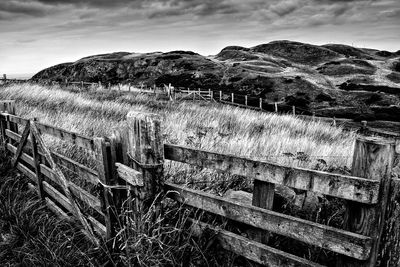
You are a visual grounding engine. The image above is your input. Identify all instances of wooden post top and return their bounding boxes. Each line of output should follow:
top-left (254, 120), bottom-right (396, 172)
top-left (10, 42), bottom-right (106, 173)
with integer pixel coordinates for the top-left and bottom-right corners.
top-left (127, 111), bottom-right (160, 121)
top-left (356, 136), bottom-right (395, 146)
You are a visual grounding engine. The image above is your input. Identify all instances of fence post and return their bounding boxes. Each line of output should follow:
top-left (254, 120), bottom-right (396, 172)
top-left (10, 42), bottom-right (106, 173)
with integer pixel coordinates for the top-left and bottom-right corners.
top-left (231, 93), bottom-right (234, 103)
top-left (259, 98), bottom-right (262, 110)
top-left (274, 102), bottom-right (278, 113)
top-left (292, 106), bottom-right (295, 116)
top-left (0, 100), bottom-right (16, 147)
top-left (333, 117), bottom-right (336, 127)
top-left (94, 137), bottom-right (119, 240)
top-left (380, 178), bottom-right (400, 266)
top-left (252, 180), bottom-right (275, 244)
top-left (338, 136), bottom-right (395, 266)
top-left (0, 100), bottom-right (17, 136)
top-left (80, 81), bottom-right (84, 90)
top-left (125, 111), bottom-right (164, 217)
top-left (219, 91), bottom-right (222, 101)
top-left (245, 95), bottom-right (248, 106)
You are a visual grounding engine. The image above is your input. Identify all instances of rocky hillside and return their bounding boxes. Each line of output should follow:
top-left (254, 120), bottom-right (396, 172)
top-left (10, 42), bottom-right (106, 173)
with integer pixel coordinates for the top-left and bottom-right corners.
top-left (32, 40), bottom-right (400, 120)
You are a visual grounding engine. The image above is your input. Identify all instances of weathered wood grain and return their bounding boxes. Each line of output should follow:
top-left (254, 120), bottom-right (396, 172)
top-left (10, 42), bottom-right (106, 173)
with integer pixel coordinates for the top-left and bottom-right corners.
top-left (51, 151), bottom-right (99, 185)
top-left (6, 142), bottom-right (103, 215)
top-left (165, 182), bottom-right (372, 260)
top-left (339, 136), bottom-right (395, 267)
top-left (379, 178), bottom-right (400, 267)
top-left (252, 179), bottom-right (275, 244)
top-left (36, 122), bottom-right (94, 151)
top-left (94, 137), bottom-right (118, 240)
top-left (189, 218), bottom-right (325, 267)
top-left (11, 122), bottom-right (30, 167)
top-left (7, 114), bottom-right (29, 126)
top-left (31, 118), bottom-right (45, 199)
top-left (6, 129), bottom-right (99, 185)
top-left (126, 111), bottom-right (164, 206)
top-left (30, 122), bottom-right (98, 245)
top-left (164, 144), bottom-right (380, 204)
top-left (115, 162), bottom-right (143, 186)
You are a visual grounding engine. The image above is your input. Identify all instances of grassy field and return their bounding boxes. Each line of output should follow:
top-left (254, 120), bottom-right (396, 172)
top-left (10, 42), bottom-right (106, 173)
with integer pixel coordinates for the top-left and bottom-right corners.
top-left (0, 83), bottom-right (355, 169)
top-left (0, 82), bottom-right (358, 266)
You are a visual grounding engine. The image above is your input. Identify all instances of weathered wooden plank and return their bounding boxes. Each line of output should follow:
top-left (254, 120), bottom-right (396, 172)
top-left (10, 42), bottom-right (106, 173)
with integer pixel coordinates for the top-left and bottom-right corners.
top-left (43, 181), bottom-right (73, 213)
top-left (94, 137), bottom-right (117, 240)
top-left (339, 137), bottom-right (395, 266)
top-left (164, 144), bottom-right (379, 204)
top-left (16, 161), bottom-right (37, 183)
top-left (252, 180), bottom-right (275, 244)
top-left (165, 182), bottom-right (372, 260)
top-left (189, 219), bottom-right (324, 267)
top-left (115, 163), bottom-right (143, 186)
top-left (379, 178), bottom-right (400, 267)
top-left (31, 118), bottom-right (45, 199)
top-left (88, 216), bottom-right (106, 237)
top-left (51, 151), bottom-right (99, 185)
top-left (40, 164), bottom-right (104, 217)
top-left (45, 197), bottom-right (70, 220)
top-left (11, 122), bottom-right (30, 167)
top-left (7, 114), bottom-right (29, 126)
top-left (6, 129), bottom-right (99, 185)
top-left (36, 122), bottom-right (95, 151)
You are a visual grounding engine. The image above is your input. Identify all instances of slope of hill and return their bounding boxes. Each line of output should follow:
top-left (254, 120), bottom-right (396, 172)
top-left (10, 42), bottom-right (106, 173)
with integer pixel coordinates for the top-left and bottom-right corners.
top-left (31, 40), bottom-right (400, 120)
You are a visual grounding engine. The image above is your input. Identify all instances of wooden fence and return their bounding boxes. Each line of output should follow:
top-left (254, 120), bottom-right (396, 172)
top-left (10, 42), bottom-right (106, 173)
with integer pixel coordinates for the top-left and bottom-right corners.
top-left (1, 99), bottom-right (400, 266)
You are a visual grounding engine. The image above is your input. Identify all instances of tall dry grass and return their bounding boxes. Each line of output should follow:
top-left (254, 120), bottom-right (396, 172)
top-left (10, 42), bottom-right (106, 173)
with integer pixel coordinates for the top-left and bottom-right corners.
top-left (0, 83), bottom-right (356, 171)
top-left (0, 83), bottom-right (357, 265)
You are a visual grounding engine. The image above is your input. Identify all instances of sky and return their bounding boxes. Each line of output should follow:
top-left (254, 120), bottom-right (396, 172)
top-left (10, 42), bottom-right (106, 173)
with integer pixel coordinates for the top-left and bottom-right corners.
top-left (0, 0), bottom-right (399, 78)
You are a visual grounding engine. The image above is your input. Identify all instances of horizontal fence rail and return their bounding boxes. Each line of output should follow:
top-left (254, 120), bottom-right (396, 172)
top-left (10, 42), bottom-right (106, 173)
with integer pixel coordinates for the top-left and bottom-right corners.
top-left (165, 182), bottom-right (372, 260)
top-left (164, 144), bottom-right (380, 204)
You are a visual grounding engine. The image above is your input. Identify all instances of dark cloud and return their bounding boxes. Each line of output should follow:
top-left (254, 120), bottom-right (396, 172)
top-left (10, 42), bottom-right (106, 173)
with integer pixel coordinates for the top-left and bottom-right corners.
top-left (270, 0), bottom-right (302, 17)
top-left (0, 1), bottom-right (51, 17)
top-left (34, 0), bottom-right (143, 8)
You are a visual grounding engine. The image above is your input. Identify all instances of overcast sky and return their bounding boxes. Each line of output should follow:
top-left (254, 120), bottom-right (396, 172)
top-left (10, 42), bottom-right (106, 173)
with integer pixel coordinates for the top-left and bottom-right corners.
top-left (1, 0), bottom-right (399, 77)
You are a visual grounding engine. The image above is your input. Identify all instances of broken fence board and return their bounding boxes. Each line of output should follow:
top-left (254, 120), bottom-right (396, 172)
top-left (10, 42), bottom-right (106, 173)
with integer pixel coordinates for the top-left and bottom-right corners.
top-left (164, 144), bottom-right (379, 204)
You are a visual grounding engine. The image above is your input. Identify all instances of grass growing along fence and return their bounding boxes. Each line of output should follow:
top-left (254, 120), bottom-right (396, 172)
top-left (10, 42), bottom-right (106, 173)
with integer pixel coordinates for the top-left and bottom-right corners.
top-left (0, 83), bottom-right (356, 171)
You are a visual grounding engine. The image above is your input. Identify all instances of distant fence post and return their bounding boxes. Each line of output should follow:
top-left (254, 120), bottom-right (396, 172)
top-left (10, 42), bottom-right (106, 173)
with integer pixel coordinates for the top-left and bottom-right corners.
top-left (292, 106), bottom-right (295, 116)
top-left (3, 74), bottom-right (6, 82)
top-left (333, 117), bottom-right (336, 127)
top-left (231, 93), bottom-right (234, 103)
top-left (338, 136), bottom-right (395, 266)
top-left (219, 91), bottom-right (222, 101)
top-left (274, 102), bottom-right (278, 113)
top-left (259, 98), bottom-right (262, 110)
top-left (125, 111), bottom-right (164, 221)
top-left (245, 95), bottom-right (248, 106)
top-left (80, 81), bottom-right (84, 90)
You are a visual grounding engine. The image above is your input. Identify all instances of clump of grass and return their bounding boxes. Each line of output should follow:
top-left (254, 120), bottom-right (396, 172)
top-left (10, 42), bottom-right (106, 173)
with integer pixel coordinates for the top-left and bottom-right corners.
top-left (0, 148), bottom-right (105, 266)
